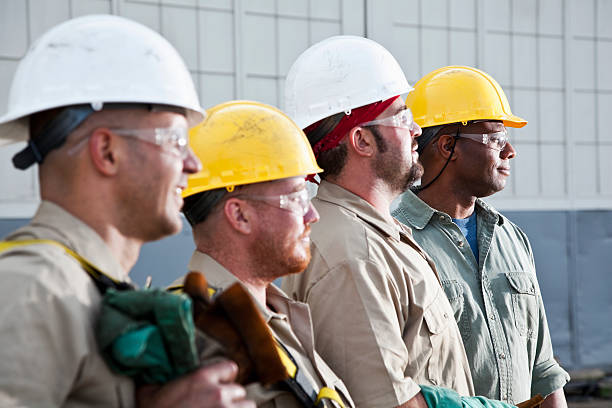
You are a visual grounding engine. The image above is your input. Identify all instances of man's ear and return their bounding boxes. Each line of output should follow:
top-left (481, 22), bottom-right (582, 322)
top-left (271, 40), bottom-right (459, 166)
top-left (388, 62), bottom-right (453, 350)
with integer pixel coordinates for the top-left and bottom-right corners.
top-left (347, 126), bottom-right (375, 157)
top-left (435, 134), bottom-right (457, 161)
top-left (223, 197), bottom-right (253, 235)
top-left (88, 128), bottom-right (121, 176)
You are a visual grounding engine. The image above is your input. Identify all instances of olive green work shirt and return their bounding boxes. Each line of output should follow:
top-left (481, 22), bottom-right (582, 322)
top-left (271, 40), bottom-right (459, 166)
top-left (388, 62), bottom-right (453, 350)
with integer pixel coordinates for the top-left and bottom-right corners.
top-left (180, 251), bottom-right (354, 408)
top-left (281, 181), bottom-right (474, 408)
top-left (0, 201), bottom-right (135, 407)
top-left (392, 191), bottom-right (570, 404)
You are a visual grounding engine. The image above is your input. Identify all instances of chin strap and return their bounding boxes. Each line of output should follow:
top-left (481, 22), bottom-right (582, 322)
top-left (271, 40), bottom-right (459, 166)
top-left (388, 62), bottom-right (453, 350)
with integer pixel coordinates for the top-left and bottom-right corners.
top-left (413, 127), bottom-right (459, 193)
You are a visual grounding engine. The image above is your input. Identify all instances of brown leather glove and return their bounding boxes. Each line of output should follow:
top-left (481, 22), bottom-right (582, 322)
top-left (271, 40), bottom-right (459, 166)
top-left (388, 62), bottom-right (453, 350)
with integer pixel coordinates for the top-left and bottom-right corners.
top-left (182, 271), bottom-right (288, 386)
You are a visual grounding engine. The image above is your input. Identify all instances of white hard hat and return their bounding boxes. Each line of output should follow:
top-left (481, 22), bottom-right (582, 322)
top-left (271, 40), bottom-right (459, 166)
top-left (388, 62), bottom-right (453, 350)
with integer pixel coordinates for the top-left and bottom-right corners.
top-left (284, 35), bottom-right (412, 129)
top-left (0, 14), bottom-right (204, 147)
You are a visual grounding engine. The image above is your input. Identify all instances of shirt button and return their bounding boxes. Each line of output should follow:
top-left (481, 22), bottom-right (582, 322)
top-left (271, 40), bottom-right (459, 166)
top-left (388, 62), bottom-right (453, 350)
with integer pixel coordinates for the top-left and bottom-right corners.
top-left (499, 353), bottom-right (506, 359)
top-left (457, 241), bottom-right (464, 248)
top-left (443, 312), bottom-right (449, 319)
top-left (490, 315), bottom-right (496, 321)
top-left (439, 215), bottom-right (445, 221)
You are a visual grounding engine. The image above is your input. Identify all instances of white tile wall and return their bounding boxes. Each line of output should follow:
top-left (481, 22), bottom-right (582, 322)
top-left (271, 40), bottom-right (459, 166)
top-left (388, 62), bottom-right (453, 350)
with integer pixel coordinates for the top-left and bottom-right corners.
top-left (597, 41), bottom-right (612, 90)
top-left (28, 0), bottom-right (71, 41)
top-left (570, 0), bottom-right (595, 37)
top-left (449, 0), bottom-right (475, 30)
top-left (539, 91), bottom-right (565, 143)
top-left (513, 143), bottom-right (540, 196)
top-left (421, 28), bottom-right (448, 73)
top-left (366, 0), bottom-right (612, 209)
top-left (310, 0), bottom-right (341, 20)
top-left (539, 0), bottom-right (563, 36)
top-left (0, 0), bottom-right (28, 58)
top-left (449, 31), bottom-right (477, 67)
top-left (538, 37), bottom-right (564, 89)
top-left (513, 35), bottom-right (537, 87)
top-left (512, 0), bottom-right (537, 34)
top-left (597, 0), bottom-right (612, 37)
top-left (540, 144), bottom-right (567, 196)
top-left (599, 145), bottom-right (612, 194)
top-left (1, 0), bottom-right (612, 214)
top-left (392, 0), bottom-right (419, 25)
top-left (571, 39), bottom-right (595, 90)
top-left (574, 145), bottom-right (599, 196)
top-left (198, 9), bottom-right (234, 72)
top-left (598, 94), bottom-right (612, 142)
top-left (421, 0), bottom-right (447, 27)
top-left (484, 0), bottom-right (510, 31)
top-left (484, 33), bottom-right (512, 86)
top-left (161, 6), bottom-right (199, 70)
top-left (71, 0), bottom-right (111, 16)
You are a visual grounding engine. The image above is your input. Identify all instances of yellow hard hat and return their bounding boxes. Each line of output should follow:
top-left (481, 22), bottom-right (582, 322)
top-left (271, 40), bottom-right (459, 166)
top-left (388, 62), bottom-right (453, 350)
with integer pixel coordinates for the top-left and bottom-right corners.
top-left (406, 66), bottom-right (527, 129)
top-left (183, 100), bottom-right (322, 198)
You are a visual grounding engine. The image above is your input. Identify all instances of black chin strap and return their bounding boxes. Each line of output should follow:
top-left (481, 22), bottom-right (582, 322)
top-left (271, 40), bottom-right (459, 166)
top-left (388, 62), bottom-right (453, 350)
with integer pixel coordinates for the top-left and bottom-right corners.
top-left (12, 106), bottom-right (95, 170)
top-left (413, 126), bottom-right (460, 193)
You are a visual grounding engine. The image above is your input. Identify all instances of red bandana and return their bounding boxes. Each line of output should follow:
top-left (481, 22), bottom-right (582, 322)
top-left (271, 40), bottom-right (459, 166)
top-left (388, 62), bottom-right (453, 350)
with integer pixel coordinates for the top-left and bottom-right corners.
top-left (304, 95), bottom-right (400, 183)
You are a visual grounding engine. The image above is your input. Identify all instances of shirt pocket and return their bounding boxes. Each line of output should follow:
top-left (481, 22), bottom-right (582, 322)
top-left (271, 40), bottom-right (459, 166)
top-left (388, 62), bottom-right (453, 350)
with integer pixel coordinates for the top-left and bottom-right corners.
top-left (422, 290), bottom-right (455, 384)
top-left (505, 272), bottom-right (538, 339)
top-left (441, 280), bottom-right (471, 341)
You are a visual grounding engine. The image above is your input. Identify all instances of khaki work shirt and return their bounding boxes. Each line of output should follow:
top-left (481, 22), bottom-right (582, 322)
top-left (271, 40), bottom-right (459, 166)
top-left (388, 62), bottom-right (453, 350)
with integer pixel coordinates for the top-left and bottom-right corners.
top-left (393, 191), bottom-right (570, 403)
top-left (282, 181), bottom-right (474, 408)
top-left (182, 251), bottom-right (354, 408)
top-left (0, 201), bottom-right (134, 407)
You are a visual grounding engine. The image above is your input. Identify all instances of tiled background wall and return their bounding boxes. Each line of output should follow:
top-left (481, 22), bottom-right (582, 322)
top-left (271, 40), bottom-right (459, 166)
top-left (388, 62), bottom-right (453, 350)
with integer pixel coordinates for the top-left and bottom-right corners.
top-left (2, 0), bottom-right (612, 214)
top-left (1, 0), bottom-right (611, 370)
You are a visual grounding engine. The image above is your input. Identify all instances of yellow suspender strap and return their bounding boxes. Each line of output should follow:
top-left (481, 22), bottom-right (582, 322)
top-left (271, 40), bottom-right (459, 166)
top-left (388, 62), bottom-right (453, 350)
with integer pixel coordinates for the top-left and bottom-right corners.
top-left (274, 340), bottom-right (346, 408)
top-left (316, 387), bottom-right (346, 408)
top-left (0, 239), bottom-right (130, 293)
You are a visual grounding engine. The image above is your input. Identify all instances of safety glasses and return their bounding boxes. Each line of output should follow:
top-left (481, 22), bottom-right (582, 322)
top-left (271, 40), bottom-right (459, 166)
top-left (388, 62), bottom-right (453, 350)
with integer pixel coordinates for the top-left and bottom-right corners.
top-left (238, 189), bottom-right (312, 216)
top-left (360, 108), bottom-right (415, 130)
top-left (457, 129), bottom-right (508, 151)
top-left (111, 127), bottom-right (190, 158)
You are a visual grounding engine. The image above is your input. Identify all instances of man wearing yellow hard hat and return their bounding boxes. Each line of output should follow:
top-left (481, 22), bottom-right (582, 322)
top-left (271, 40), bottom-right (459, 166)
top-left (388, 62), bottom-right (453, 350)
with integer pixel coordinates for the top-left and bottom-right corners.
top-left (393, 66), bottom-right (570, 407)
top-left (176, 100), bottom-right (355, 408)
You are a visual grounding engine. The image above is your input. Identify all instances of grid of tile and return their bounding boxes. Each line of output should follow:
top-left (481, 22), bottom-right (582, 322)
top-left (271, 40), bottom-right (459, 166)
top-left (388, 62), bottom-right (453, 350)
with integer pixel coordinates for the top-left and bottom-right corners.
top-left (1, 0), bottom-right (611, 215)
top-left (0, 0), bottom-right (363, 217)
top-left (369, 0), bottom-right (612, 209)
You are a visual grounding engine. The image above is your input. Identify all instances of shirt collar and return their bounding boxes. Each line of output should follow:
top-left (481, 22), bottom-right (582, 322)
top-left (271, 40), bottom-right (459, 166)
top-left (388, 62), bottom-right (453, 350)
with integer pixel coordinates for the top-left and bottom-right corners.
top-left (187, 250), bottom-right (290, 323)
top-left (27, 200), bottom-right (129, 282)
top-left (394, 190), bottom-right (504, 229)
top-left (316, 180), bottom-right (407, 241)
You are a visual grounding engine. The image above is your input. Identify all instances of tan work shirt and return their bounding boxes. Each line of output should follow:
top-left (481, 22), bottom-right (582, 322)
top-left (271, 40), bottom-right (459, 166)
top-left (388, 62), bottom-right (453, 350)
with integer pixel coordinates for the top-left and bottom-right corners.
top-left (282, 181), bottom-right (474, 408)
top-left (182, 251), bottom-right (354, 408)
top-left (0, 201), bottom-right (134, 407)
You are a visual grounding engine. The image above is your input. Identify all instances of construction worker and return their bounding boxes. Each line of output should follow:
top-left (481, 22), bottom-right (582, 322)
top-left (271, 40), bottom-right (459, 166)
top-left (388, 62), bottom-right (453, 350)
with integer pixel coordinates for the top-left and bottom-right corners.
top-left (177, 100), bottom-right (355, 408)
top-left (0, 15), bottom-right (253, 407)
top-left (280, 35), bottom-right (477, 408)
top-left (392, 66), bottom-right (570, 407)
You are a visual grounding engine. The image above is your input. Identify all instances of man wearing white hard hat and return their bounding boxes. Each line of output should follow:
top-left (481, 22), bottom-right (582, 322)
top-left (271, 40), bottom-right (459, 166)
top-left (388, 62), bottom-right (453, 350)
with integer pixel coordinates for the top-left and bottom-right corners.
top-left (281, 36), bottom-right (476, 408)
top-left (0, 15), bottom-right (252, 408)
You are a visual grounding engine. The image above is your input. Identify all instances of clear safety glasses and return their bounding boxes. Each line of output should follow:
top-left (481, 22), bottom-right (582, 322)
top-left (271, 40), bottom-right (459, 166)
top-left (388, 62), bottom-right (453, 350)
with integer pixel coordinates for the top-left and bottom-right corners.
top-left (360, 108), bottom-right (416, 130)
top-left (111, 127), bottom-right (190, 158)
top-left (238, 189), bottom-right (312, 216)
top-left (457, 129), bottom-right (508, 151)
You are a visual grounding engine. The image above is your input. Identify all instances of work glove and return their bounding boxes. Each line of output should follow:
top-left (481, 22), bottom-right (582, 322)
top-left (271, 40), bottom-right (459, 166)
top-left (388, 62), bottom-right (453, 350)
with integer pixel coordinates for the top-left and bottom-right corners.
top-left (420, 385), bottom-right (543, 408)
top-left (96, 288), bottom-right (199, 384)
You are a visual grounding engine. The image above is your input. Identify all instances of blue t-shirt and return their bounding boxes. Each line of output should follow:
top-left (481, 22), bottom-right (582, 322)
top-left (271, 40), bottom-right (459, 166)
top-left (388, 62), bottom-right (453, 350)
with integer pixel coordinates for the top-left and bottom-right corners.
top-left (452, 211), bottom-right (478, 263)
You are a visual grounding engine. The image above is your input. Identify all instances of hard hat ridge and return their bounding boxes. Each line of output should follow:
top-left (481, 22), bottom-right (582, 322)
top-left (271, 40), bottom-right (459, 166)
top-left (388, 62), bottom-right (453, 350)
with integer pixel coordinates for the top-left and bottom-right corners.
top-left (0, 14), bottom-right (204, 163)
top-left (284, 35), bottom-right (412, 129)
